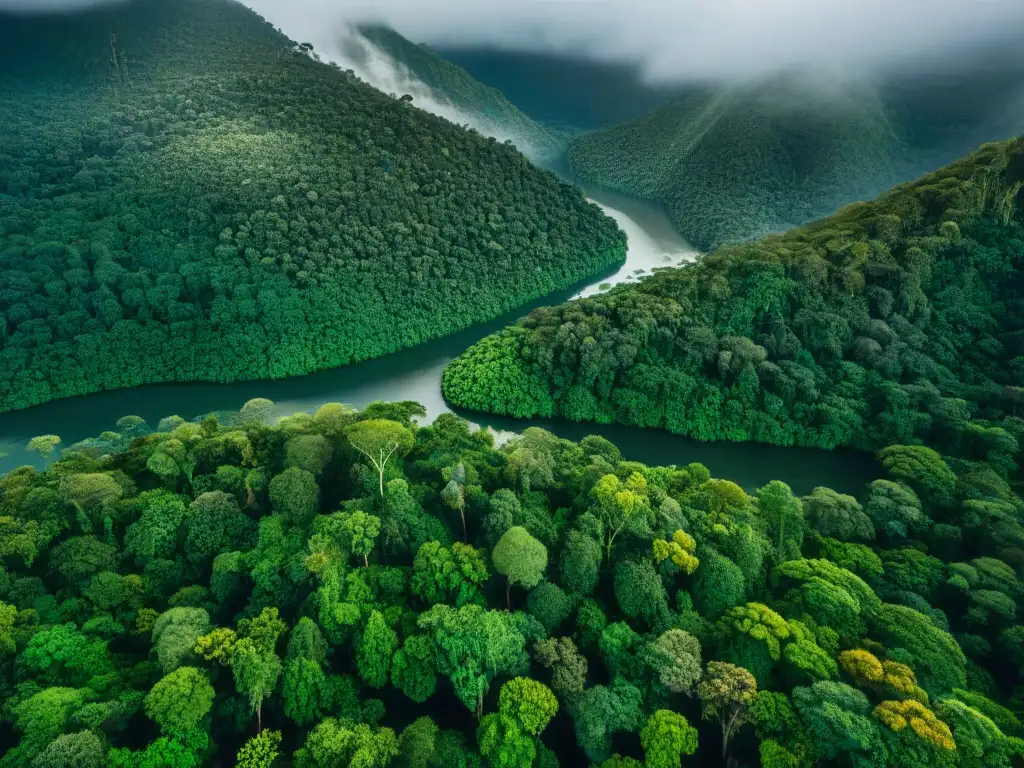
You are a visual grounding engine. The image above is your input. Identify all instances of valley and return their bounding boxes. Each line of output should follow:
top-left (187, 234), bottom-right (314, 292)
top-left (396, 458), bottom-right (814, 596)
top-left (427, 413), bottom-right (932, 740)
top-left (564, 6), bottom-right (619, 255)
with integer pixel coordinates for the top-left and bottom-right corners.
top-left (0, 2), bottom-right (1021, 767)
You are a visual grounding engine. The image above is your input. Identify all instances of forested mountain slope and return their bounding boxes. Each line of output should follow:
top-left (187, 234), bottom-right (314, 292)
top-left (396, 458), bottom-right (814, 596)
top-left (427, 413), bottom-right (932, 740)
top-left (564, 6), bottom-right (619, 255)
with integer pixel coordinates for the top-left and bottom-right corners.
top-left (445, 138), bottom-right (1024, 462)
top-left (1, 399), bottom-right (1023, 766)
top-left (351, 25), bottom-right (567, 163)
top-left (567, 72), bottom-right (1024, 249)
top-left (0, 0), bottom-right (625, 414)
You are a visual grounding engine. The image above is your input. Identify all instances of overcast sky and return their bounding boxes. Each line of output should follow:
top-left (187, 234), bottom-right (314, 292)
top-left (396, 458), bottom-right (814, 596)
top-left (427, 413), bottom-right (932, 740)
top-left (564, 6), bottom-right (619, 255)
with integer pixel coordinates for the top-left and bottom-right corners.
top-left (3, 0), bottom-right (1023, 83)
top-left (247, 0), bottom-right (1024, 83)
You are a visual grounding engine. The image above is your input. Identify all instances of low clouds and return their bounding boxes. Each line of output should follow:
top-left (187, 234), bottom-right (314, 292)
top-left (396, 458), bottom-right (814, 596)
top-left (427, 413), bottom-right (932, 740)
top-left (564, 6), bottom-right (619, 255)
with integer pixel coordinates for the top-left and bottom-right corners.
top-left (247, 0), bottom-right (1024, 83)
top-left (4, 0), bottom-right (1022, 83)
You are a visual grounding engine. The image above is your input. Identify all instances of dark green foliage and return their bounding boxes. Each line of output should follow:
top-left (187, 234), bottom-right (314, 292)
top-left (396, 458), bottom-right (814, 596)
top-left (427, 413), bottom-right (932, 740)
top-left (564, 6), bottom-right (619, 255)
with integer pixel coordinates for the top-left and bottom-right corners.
top-left (0, 0), bottom-right (625, 414)
top-left (614, 559), bottom-right (668, 626)
top-left (445, 138), bottom-right (1024, 466)
top-left (566, 77), bottom-right (910, 248)
top-left (558, 529), bottom-right (602, 595)
top-left (527, 581), bottom-right (573, 633)
top-left (566, 72), bottom-right (1022, 249)
top-left (1, 401), bottom-right (1019, 765)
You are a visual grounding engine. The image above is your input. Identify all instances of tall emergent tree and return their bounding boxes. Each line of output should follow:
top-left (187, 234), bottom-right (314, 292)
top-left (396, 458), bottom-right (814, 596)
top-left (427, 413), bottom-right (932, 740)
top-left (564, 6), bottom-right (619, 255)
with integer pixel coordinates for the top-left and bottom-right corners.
top-left (492, 526), bottom-right (548, 609)
top-left (344, 420), bottom-right (415, 497)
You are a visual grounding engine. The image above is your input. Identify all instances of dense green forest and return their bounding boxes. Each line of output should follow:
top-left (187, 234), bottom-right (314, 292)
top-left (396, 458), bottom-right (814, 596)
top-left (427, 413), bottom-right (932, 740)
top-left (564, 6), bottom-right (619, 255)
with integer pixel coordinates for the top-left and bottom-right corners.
top-left (351, 26), bottom-right (567, 163)
top-left (1, 398), bottom-right (1022, 767)
top-left (566, 74), bottom-right (1024, 249)
top-left (0, 0), bottom-right (625, 415)
top-left (446, 136), bottom-right (1024, 461)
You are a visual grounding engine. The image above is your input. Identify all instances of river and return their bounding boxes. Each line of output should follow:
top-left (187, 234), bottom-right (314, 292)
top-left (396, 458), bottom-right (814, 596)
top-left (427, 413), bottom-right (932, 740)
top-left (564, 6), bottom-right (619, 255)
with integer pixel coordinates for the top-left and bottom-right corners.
top-left (0, 185), bottom-right (878, 494)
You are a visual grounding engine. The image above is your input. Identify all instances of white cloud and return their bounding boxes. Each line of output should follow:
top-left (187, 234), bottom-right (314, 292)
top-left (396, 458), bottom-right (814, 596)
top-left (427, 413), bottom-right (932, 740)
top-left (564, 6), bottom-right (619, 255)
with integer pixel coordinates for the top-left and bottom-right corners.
top-left (3, 0), bottom-right (1022, 83)
top-left (246, 0), bottom-right (1024, 83)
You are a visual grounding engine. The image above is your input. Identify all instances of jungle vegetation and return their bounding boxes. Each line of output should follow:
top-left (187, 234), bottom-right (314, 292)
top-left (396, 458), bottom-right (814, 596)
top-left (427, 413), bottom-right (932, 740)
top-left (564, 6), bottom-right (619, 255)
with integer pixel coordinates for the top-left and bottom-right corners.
top-left (1, 398), bottom-right (1023, 767)
top-left (0, 0), bottom-right (626, 415)
top-left (566, 74), bottom-right (1024, 249)
top-left (445, 136), bottom-right (1024, 461)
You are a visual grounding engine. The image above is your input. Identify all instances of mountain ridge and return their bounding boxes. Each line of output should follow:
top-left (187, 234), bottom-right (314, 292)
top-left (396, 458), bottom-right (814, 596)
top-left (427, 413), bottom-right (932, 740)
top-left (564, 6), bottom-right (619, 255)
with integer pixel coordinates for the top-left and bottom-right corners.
top-left (0, 0), bottom-right (625, 414)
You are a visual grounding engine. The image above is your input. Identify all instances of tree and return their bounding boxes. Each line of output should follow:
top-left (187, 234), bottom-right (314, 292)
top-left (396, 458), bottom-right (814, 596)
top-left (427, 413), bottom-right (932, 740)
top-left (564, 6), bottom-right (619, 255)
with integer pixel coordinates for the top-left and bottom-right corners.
top-left (719, 602), bottom-right (792, 684)
top-left (802, 487), bottom-right (875, 542)
top-left (236, 398), bottom-right (276, 426)
top-left (283, 618), bottom-right (328, 726)
top-left (792, 681), bottom-right (883, 765)
top-left (340, 510), bottom-right (381, 567)
top-left (527, 581), bottom-right (572, 633)
top-left (643, 629), bottom-right (702, 695)
top-left (269, 467), bottom-right (320, 527)
top-left (284, 657), bottom-right (326, 728)
top-left (233, 638), bottom-right (282, 732)
top-left (641, 710), bottom-right (699, 768)
top-left (391, 635), bottom-right (438, 704)
top-left (877, 445), bottom-right (957, 508)
top-left (146, 438), bottom-right (199, 489)
top-left (441, 464), bottom-right (468, 540)
top-left (935, 697), bottom-right (1021, 768)
top-left (614, 559), bottom-right (668, 626)
top-left (573, 682), bottom-right (643, 763)
top-left (499, 677), bottom-right (558, 735)
top-left (235, 729), bottom-right (282, 768)
top-left (397, 717), bottom-right (438, 768)
top-left (755, 480), bottom-right (804, 561)
top-left (358, 610), bottom-right (398, 688)
top-left (26, 435), bottom-right (61, 459)
top-left (478, 711), bottom-right (535, 768)
top-left (492, 526), bottom-right (547, 609)
top-left (49, 535), bottom-right (116, 584)
top-left (124, 490), bottom-right (188, 561)
top-left (865, 480), bottom-right (927, 539)
top-left (296, 718), bottom-right (399, 768)
top-left (345, 420), bottom-right (414, 497)
top-left (535, 637), bottom-right (588, 703)
top-left (559, 529), bottom-right (602, 595)
top-left (504, 428), bottom-right (557, 492)
top-left (232, 608), bottom-right (287, 731)
top-left (411, 541), bottom-right (487, 607)
top-left (31, 731), bottom-right (105, 768)
top-left (592, 472), bottom-right (651, 561)
top-left (697, 661), bottom-right (758, 761)
top-left (870, 603), bottom-right (967, 695)
top-left (285, 434), bottom-right (333, 475)
top-left (145, 667), bottom-right (214, 736)
top-left (873, 699), bottom-right (957, 768)
top-left (11, 687), bottom-right (87, 757)
top-left (151, 607), bottom-right (211, 673)
top-left (59, 473), bottom-right (123, 531)
top-left (16, 624), bottom-right (112, 687)
top-left (652, 530), bottom-right (699, 574)
top-left (692, 546), bottom-right (746, 619)
top-left (184, 491), bottom-right (255, 567)
top-left (418, 604), bottom-right (526, 717)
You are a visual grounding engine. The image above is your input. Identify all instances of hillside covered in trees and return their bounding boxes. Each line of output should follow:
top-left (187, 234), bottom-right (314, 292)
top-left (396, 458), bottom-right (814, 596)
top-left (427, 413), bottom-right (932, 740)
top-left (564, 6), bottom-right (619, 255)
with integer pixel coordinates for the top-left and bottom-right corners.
top-left (1, 399), bottom-right (1022, 767)
top-left (567, 72), bottom-right (1024, 249)
top-left (0, 0), bottom-right (626, 415)
top-left (350, 26), bottom-right (567, 164)
top-left (444, 137), bottom-right (1024, 462)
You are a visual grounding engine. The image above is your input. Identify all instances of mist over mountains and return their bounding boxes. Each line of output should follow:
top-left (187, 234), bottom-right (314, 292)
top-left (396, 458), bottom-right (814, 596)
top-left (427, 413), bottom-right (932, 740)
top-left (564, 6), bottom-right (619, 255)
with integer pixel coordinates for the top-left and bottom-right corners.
top-left (244, 0), bottom-right (1024, 85)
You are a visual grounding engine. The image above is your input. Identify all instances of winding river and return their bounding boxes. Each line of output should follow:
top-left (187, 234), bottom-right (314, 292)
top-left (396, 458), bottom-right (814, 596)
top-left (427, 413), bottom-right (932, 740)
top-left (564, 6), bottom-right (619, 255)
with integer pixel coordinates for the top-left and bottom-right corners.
top-left (0, 185), bottom-right (878, 493)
